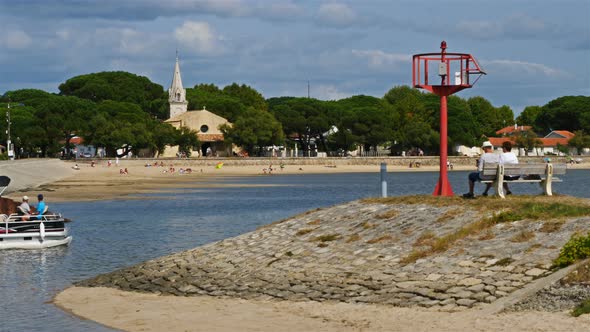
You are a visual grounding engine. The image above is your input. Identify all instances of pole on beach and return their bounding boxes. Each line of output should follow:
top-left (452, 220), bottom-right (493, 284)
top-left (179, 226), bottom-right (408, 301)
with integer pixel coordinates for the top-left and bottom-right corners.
top-left (380, 163), bottom-right (387, 198)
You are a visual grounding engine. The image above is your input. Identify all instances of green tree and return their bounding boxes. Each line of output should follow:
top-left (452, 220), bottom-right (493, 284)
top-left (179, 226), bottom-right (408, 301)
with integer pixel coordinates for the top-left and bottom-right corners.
top-left (516, 106), bottom-right (542, 126)
top-left (59, 71), bottom-right (168, 119)
top-left (176, 126), bottom-right (200, 157)
top-left (222, 83), bottom-right (268, 111)
top-left (220, 108), bottom-right (284, 155)
top-left (514, 129), bottom-right (542, 156)
top-left (535, 96), bottom-right (590, 134)
top-left (568, 130), bottom-right (590, 155)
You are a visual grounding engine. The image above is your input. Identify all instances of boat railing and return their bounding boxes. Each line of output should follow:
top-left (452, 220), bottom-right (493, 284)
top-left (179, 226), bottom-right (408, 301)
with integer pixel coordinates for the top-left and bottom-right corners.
top-left (3, 213), bottom-right (62, 222)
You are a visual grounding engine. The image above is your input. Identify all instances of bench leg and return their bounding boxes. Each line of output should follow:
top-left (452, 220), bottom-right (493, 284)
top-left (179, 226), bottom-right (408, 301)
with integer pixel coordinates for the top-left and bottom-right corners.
top-left (543, 163), bottom-right (553, 196)
top-left (495, 164), bottom-right (505, 199)
top-left (542, 180), bottom-right (552, 196)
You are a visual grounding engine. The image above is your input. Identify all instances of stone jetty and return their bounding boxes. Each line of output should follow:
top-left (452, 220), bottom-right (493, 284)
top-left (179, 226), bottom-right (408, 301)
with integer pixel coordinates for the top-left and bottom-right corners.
top-left (78, 197), bottom-right (590, 310)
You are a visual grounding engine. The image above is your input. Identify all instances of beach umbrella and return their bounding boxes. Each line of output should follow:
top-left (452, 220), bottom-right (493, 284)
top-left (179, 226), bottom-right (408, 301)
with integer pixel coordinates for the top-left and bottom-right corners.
top-left (215, 162), bottom-right (224, 169)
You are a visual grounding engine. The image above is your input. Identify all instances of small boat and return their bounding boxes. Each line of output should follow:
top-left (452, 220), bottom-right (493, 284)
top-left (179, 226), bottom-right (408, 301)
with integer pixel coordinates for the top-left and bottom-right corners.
top-left (0, 176), bottom-right (72, 250)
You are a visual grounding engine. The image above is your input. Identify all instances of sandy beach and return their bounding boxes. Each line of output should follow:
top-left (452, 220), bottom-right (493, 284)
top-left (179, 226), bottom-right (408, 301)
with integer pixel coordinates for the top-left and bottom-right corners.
top-left (54, 287), bottom-right (590, 332)
top-left (5, 161), bottom-right (468, 202)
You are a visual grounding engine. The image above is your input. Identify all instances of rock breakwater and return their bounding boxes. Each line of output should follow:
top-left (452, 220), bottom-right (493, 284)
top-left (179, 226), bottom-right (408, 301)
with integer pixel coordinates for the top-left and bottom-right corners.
top-left (78, 197), bottom-right (590, 310)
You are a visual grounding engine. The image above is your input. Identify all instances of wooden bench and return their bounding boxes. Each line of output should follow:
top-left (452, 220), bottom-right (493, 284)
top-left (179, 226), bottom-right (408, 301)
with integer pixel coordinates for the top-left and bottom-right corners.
top-left (480, 163), bottom-right (567, 198)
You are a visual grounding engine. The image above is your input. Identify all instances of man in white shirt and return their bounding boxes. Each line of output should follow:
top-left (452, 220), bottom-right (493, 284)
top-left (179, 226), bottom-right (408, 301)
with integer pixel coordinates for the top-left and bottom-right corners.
top-left (18, 195), bottom-right (32, 221)
top-left (482, 141), bottom-right (519, 196)
top-left (463, 141), bottom-right (500, 198)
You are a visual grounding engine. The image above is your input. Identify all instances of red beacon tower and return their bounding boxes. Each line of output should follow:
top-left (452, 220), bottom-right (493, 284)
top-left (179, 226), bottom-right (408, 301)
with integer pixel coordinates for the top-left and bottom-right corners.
top-left (412, 41), bottom-right (486, 196)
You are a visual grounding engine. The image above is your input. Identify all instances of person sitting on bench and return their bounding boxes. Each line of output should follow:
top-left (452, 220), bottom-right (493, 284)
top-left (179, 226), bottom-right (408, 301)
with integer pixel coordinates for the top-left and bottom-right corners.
top-left (463, 141), bottom-right (500, 199)
top-left (482, 141), bottom-right (519, 196)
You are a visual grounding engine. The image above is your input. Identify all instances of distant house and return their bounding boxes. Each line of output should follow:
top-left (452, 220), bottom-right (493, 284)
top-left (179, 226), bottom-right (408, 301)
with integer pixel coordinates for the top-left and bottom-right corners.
top-left (69, 136), bottom-right (99, 158)
top-left (487, 128), bottom-right (576, 156)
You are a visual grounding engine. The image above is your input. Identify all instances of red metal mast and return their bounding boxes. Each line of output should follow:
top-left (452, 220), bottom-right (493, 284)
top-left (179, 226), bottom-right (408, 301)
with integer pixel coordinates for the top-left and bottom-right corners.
top-left (412, 41), bottom-right (486, 196)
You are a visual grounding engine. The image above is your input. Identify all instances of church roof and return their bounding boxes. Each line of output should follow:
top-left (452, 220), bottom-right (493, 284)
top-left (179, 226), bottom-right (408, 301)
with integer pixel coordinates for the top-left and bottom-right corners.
top-left (170, 55), bottom-right (184, 93)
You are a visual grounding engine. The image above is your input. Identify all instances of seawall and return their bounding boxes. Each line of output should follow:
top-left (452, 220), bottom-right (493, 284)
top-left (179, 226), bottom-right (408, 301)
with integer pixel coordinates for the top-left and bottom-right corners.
top-left (77, 196), bottom-right (590, 311)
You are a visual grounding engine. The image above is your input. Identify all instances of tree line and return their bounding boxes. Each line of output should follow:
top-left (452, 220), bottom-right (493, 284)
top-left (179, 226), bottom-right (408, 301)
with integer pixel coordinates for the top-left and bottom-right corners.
top-left (0, 71), bottom-right (588, 158)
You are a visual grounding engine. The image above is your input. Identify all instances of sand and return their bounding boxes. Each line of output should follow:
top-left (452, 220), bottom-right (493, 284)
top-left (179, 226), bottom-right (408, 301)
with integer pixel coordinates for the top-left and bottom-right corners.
top-left (7, 161), bottom-right (469, 202)
top-left (54, 287), bottom-right (590, 332)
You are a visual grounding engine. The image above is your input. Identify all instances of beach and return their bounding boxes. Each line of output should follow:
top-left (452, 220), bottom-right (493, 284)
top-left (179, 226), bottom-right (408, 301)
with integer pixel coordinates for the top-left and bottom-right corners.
top-left (54, 286), bottom-right (590, 332)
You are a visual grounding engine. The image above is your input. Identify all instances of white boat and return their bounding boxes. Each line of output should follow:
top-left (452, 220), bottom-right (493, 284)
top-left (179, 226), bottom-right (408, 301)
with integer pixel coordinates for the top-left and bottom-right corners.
top-left (0, 215), bottom-right (72, 249)
top-left (0, 175), bottom-right (72, 250)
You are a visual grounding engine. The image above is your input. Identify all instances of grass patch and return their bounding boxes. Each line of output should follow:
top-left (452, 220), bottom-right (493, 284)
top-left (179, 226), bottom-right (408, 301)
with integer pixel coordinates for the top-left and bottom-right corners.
top-left (510, 231), bottom-right (535, 243)
top-left (296, 228), bottom-right (314, 236)
top-left (367, 235), bottom-right (393, 244)
top-left (284, 251), bottom-right (293, 257)
top-left (436, 208), bottom-right (462, 223)
top-left (317, 243), bottom-right (329, 248)
top-left (307, 219), bottom-right (321, 225)
top-left (346, 234), bottom-right (361, 243)
top-left (526, 243), bottom-right (543, 253)
top-left (553, 232), bottom-right (590, 268)
top-left (398, 198), bottom-right (590, 265)
top-left (562, 262), bottom-right (590, 285)
top-left (572, 298), bottom-right (590, 317)
top-left (540, 221), bottom-right (565, 233)
top-left (312, 234), bottom-right (341, 242)
top-left (375, 209), bottom-right (398, 219)
top-left (401, 228), bottom-right (413, 236)
top-left (478, 230), bottom-right (495, 240)
top-left (413, 231), bottom-right (436, 247)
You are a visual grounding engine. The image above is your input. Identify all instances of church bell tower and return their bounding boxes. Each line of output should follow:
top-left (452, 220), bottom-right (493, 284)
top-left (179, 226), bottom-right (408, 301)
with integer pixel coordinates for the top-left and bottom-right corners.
top-left (168, 52), bottom-right (188, 118)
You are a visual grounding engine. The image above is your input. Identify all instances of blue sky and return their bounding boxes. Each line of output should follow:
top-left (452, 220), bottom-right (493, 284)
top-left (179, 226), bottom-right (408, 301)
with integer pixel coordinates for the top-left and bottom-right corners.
top-left (1, 0), bottom-right (588, 114)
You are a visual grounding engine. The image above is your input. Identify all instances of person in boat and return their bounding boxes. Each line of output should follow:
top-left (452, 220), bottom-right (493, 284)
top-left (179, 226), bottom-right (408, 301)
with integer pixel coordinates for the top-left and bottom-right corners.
top-left (34, 194), bottom-right (47, 220)
top-left (17, 195), bottom-right (32, 221)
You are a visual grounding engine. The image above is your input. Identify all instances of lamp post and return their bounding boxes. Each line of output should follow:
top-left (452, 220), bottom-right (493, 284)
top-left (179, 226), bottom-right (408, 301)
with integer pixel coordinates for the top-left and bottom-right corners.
top-left (6, 101), bottom-right (14, 160)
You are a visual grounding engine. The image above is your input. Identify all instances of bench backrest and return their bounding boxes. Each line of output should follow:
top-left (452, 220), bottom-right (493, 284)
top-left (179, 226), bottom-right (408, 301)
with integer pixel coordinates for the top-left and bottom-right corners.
top-left (481, 163), bottom-right (567, 177)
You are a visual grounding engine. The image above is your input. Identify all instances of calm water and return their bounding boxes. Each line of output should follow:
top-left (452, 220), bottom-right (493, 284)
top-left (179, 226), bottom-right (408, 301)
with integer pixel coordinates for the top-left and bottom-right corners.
top-left (1, 170), bottom-right (589, 331)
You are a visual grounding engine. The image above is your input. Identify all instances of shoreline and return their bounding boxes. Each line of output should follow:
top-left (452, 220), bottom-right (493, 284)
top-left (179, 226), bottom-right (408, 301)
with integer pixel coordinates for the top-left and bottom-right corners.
top-left (8, 159), bottom-right (589, 203)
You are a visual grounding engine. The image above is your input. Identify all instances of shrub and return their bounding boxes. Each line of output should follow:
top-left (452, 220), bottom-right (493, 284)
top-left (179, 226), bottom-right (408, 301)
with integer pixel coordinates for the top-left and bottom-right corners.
top-left (572, 298), bottom-right (590, 317)
top-left (553, 232), bottom-right (590, 268)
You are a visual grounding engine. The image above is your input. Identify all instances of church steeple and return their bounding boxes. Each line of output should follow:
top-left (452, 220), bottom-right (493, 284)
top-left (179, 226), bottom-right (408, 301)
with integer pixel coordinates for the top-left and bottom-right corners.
top-left (168, 52), bottom-right (188, 118)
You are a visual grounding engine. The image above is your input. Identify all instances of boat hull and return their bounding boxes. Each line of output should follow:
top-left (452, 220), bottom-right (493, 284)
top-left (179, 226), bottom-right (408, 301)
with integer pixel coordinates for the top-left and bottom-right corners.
top-left (0, 235), bottom-right (72, 249)
top-left (0, 219), bottom-right (72, 250)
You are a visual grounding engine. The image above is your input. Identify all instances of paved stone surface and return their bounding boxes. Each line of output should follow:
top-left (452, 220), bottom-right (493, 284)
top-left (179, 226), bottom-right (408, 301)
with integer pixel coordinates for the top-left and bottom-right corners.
top-left (77, 200), bottom-right (590, 309)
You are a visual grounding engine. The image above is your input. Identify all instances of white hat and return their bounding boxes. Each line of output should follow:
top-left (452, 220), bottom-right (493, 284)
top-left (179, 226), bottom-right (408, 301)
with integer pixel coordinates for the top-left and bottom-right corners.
top-left (481, 141), bottom-right (493, 148)
top-left (22, 195), bottom-right (29, 201)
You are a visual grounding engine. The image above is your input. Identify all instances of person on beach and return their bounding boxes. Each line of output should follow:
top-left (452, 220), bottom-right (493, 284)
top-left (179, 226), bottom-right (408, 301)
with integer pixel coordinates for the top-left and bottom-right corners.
top-left (463, 141), bottom-right (499, 199)
top-left (17, 196), bottom-right (32, 221)
top-left (482, 141), bottom-right (518, 196)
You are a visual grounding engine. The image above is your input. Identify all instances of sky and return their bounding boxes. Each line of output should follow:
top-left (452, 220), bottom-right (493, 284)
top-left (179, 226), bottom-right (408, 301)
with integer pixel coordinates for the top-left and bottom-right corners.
top-left (0, 0), bottom-right (589, 114)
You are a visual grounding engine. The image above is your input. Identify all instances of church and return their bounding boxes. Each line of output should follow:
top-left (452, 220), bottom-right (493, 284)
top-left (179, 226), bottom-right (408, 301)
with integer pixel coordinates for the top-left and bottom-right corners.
top-left (161, 55), bottom-right (233, 157)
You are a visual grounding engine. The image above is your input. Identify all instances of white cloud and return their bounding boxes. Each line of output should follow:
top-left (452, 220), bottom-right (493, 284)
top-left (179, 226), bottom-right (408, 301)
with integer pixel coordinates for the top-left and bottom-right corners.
top-left (455, 14), bottom-right (551, 40)
top-left (0, 29), bottom-right (32, 49)
top-left (313, 84), bottom-right (351, 100)
top-left (317, 3), bottom-right (356, 26)
top-left (352, 49), bottom-right (410, 69)
top-left (483, 59), bottom-right (567, 78)
top-left (175, 21), bottom-right (222, 55)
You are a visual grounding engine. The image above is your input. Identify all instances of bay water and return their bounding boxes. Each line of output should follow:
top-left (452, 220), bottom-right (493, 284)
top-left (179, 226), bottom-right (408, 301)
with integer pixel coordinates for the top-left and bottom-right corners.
top-left (1, 170), bottom-right (589, 331)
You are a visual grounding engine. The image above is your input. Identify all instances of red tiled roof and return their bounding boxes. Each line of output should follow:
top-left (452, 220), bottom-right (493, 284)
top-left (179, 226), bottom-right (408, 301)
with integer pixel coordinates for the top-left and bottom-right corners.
top-left (495, 125), bottom-right (532, 135)
top-left (70, 137), bottom-right (84, 145)
top-left (488, 137), bottom-right (569, 148)
top-left (197, 133), bottom-right (224, 142)
top-left (548, 130), bottom-right (575, 139)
